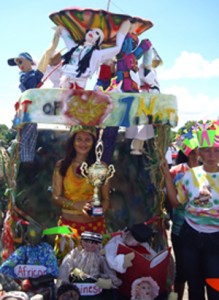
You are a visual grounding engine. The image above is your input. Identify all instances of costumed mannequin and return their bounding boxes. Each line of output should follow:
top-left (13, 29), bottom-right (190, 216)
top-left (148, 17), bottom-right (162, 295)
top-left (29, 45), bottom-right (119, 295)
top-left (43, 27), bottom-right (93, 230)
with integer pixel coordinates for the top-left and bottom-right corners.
top-left (139, 47), bottom-right (162, 93)
top-left (114, 30), bottom-right (156, 155)
top-left (57, 231), bottom-right (122, 298)
top-left (0, 221), bottom-right (58, 297)
top-left (116, 31), bottom-right (152, 92)
top-left (104, 223), bottom-right (156, 274)
top-left (127, 47), bottom-right (162, 153)
top-left (58, 19), bottom-right (131, 89)
top-left (94, 58), bottom-right (117, 91)
top-left (4, 28), bottom-right (62, 260)
top-left (104, 223), bottom-right (171, 299)
top-left (7, 26), bottom-right (62, 92)
top-left (3, 33), bottom-right (60, 262)
top-left (131, 276), bottom-right (159, 300)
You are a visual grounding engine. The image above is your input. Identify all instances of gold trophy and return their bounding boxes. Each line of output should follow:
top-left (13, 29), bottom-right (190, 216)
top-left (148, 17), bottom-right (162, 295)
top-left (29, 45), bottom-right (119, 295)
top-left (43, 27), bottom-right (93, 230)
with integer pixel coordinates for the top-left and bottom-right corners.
top-left (81, 128), bottom-right (115, 216)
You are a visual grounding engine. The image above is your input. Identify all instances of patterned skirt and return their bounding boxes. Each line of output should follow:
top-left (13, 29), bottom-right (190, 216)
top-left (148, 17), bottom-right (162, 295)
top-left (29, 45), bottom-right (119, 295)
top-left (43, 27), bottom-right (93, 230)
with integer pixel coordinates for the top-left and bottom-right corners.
top-left (54, 216), bottom-right (107, 264)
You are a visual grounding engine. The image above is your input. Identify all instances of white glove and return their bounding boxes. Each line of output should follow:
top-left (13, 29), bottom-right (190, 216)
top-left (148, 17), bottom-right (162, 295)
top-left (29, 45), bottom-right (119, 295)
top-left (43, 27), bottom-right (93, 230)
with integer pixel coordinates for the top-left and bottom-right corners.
top-left (96, 278), bottom-right (112, 289)
top-left (123, 252), bottom-right (135, 268)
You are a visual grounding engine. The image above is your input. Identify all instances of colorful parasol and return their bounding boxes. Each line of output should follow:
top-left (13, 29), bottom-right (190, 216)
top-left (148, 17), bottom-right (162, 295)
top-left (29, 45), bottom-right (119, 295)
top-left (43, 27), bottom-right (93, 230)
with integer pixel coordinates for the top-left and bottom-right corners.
top-left (49, 7), bottom-right (153, 47)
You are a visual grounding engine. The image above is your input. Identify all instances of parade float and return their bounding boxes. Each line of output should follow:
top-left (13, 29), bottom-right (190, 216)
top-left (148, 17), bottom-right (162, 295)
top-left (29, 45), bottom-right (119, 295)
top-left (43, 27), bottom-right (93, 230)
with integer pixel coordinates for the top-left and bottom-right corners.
top-left (1, 5), bottom-right (178, 299)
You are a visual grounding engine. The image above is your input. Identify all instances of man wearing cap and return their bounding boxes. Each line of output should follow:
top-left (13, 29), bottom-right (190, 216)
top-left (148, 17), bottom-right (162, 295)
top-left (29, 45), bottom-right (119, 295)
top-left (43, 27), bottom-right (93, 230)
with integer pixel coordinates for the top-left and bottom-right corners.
top-left (104, 223), bottom-right (156, 274)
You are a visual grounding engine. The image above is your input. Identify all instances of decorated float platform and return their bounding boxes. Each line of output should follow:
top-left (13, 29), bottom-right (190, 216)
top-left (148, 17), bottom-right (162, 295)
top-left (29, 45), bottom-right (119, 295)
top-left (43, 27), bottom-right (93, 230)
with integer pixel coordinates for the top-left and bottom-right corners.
top-left (8, 88), bottom-right (178, 298)
top-left (1, 6), bottom-right (179, 299)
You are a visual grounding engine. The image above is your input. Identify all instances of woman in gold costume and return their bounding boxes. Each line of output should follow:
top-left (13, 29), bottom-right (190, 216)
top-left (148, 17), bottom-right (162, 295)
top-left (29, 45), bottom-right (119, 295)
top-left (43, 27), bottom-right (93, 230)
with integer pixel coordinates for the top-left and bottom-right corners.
top-left (52, 126), bottom-right (110, 261)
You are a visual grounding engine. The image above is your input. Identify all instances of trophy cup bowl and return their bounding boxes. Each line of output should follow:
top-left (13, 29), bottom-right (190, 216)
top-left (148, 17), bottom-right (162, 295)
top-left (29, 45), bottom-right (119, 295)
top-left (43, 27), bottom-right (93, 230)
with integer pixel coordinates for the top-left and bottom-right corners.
top-left (81, 161), bottom-right (115, 216)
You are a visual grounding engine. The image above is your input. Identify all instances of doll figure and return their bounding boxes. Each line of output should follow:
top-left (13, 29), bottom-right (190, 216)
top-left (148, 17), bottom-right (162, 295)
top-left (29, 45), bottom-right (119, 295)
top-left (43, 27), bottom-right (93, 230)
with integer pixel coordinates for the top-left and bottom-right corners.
top-left (8, 52), bottom-right (44, 92)
top-left (7, 26), bottom-right (62, 92)
top-left (59, 20), bottom-right (131, 90)
top-left (104, 223), bottom-right (156, 274)
top-left (131, 276), bottom-right (159, 300)
top-left (116, 31), bottom-right (152, 92)
top-left (94, 58), bottom-right (117, 91)
top-left (57, 231), bottom-right (122, 292)
top-left (139, 47), bottom-right (162, 93)
top-left (0, 221), bottom-right (58, 295)
top-left (115, 31), bottom-right (156, 154)
top-left (0, 220), bottom-right (58, 279)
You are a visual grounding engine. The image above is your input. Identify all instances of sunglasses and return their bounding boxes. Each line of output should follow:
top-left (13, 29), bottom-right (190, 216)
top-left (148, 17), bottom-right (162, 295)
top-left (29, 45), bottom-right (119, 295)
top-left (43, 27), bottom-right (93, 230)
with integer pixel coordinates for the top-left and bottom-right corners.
top-left (15, 59), bottom-right (24, 65)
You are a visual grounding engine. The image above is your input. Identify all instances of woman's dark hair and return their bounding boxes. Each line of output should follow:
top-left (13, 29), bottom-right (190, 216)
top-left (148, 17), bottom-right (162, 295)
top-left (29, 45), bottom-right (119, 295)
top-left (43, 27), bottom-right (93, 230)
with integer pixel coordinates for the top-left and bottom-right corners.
top-left (59, 133), bottom-right (96, 177)
top-left (62, 41), bottom-right (84, 65)
top-left (76, 39), bottom-right (100, 77)
top-left (62, 36), bottom-right (101, 78)
top-left (175, 150), bottom-right (188, 165)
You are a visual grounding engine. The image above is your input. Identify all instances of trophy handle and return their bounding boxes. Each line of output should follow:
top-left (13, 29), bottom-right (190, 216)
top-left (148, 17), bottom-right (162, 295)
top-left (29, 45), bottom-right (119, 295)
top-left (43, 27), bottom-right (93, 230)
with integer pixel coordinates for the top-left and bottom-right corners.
top-left (80, 162), bottom-right (88, 179)
top-left (105, 164), bottom-right (116, 184)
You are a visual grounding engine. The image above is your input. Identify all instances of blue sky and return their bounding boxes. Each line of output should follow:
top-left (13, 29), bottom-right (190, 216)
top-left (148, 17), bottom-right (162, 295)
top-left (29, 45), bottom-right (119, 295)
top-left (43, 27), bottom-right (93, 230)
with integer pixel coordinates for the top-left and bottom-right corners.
top-left (1, 0), bottom-right (219, 129)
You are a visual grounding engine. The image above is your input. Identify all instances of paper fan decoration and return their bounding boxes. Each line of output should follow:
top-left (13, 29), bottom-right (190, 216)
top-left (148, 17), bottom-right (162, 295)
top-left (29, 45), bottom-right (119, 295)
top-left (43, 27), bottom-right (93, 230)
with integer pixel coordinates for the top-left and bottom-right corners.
top-left (175, 127), bottom-right (199, 156)
top-left (195, 120), bottom-right (219, 148)
top-left (49, 7), bottom-right (153, 47)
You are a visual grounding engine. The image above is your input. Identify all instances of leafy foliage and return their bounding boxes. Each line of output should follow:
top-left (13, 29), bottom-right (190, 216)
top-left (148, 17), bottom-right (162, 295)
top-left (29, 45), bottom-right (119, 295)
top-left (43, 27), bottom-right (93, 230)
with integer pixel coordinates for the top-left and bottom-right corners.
top-left (0, 124), bottom-right (16, 146)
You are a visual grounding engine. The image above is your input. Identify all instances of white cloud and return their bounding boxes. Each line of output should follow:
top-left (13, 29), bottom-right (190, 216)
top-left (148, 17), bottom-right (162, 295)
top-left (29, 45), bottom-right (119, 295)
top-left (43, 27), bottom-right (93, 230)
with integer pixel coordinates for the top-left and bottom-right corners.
top-left (1, 107), bottom-right (14, 128)
top-left (163, 85), bottom-right (218, 129)
top-left (159, 51), bottom-right (219, 80)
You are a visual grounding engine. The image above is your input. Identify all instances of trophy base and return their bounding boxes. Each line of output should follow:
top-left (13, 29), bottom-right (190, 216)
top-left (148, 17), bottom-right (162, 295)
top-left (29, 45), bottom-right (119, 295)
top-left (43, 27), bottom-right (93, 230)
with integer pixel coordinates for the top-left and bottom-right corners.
top-left (92, 206), bottom-right (104, 216)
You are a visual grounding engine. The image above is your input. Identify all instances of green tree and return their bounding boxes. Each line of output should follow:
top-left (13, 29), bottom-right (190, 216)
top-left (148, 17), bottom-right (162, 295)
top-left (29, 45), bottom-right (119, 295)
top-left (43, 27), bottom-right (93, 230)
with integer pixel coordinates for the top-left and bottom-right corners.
top-left (0, 124), bottom-right (16, 146)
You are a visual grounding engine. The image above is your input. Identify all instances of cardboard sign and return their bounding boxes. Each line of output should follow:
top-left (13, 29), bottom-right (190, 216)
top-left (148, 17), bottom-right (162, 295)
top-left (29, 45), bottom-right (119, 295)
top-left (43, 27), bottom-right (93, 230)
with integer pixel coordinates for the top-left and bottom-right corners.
top-left (75, 283), bottom-right (102, 296)
top-left (14, 264), bottom-right (47, 278)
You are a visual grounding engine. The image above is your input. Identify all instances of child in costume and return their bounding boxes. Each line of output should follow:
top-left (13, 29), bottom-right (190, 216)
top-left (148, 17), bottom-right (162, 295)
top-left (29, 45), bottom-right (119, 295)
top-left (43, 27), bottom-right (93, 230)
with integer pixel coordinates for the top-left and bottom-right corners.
top-left (163, 120), bottom-right (219, 300)
top-left (131, 276), bottom-right (159, 300)
top-left (168, 130), bottom-right (199, 300)
top-left (58, 20), bottom-right (131, 89)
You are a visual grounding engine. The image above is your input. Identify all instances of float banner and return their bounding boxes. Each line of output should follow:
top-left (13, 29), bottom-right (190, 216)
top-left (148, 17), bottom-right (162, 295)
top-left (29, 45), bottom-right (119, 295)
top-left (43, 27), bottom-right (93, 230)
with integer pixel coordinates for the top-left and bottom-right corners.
top-left (13, 88), bottom-right (178, 128)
